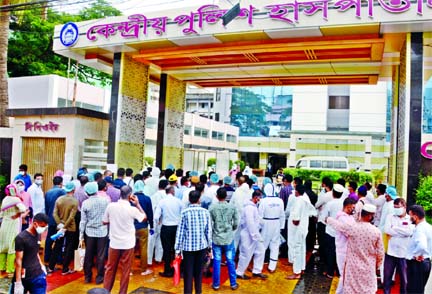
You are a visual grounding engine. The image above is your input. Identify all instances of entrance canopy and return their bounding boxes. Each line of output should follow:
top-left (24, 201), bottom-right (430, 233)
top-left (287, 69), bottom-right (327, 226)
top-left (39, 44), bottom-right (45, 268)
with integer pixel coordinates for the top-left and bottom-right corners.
top-left (53, 0), bottom-right (432, 87)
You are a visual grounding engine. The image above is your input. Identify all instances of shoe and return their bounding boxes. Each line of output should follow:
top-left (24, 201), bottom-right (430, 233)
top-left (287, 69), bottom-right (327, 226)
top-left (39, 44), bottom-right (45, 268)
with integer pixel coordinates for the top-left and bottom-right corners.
top-left (61, 269), bottom-right (76, 276)
top-left (159, 272), bottom-right (174, 278)
top-left (84, 278), bottom-right (92, 284)
top-left (236, 274), bottom-right (250, 280)
top-left (46, 267), bottom-right (57, 274)
top-left (95, 277), bottom-right (104, 285)
top-left (212, 285), bottom-right (220, 291)
top-left (231, 284), bottom-right (239, 290)
top-left (252, 273), bottom-right (268, 279)
top-left (141, 269), bottom-right (153, 276)
top-left (268, 269), bottom-right (276, 273)
top-left (326, 274), bottom-right (334, 279)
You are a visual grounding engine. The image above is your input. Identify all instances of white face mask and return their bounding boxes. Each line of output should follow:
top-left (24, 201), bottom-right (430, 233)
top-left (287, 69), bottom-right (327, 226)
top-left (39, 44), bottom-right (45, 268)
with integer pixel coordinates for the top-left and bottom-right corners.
top-left (19, 171), bottom-right (25, 176)
top-left (17, 185), bottom-right (25, 192)
top-left (394, 207), bottom-right (405, 216)
top-left (35, 179), bottom-right (43, 186)
top-left (35, 225), bottom-right (47, 235)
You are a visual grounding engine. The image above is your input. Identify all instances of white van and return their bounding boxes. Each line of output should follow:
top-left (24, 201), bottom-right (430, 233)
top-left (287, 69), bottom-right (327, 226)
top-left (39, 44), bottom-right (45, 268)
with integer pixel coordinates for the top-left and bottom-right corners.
top-left (295, 156), bottom-right (349, 171)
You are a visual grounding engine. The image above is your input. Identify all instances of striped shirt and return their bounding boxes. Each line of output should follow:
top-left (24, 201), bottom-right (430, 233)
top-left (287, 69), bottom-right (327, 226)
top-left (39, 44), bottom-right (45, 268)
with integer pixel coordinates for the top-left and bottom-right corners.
top-left (175, 204), bottom-right (212, 252)
top-left (79, 195), bottom-right (109, 239)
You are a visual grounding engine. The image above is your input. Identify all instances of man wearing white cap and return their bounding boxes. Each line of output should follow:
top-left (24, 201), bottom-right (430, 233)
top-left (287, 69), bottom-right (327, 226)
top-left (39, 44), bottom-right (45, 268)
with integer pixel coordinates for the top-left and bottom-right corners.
top-left (258, 183), bottom-right (285, 273)
top-left (322, 183), bottom-right (345, 279)
top-left (327, 203), bottom-right (384, 294)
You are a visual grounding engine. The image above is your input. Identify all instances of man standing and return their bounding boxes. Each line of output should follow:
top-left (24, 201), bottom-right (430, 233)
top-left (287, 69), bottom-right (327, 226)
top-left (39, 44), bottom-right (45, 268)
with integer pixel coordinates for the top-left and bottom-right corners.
top-left (209, 188), bottom-right (239, 291)
top-left (373, 184), bottom-right (387, 226)
top-left (322, 184), bottom-right (345, 279)
top-left (27, 173), bottom-right (44, 216)
top-left (175, 190), bottom-right (212, 294)
top-left (148, 179), bottom-right (168, 265)
top-left (104, 176), bottom-right (120, 203)
top-left (259, 183), bottom-right (285, 273)
top-left (133, 180), bottom-right (153, 276)
top-left (155, 186), bottom-right (184, 278)
top-left (230, 176), bottom-right (251, 250)
top-left (314, 177), bottom-right (333, 275)
top-left (286, 184), bottom-right (317, 279)
top-left (334, 197), bottom-right (356, 294)
top-left (326, 204), bottom-right (384, 294)
top-left (383, 198), bottom-right (412, 294)
top-left (12, 213), bottom-right (49, 294)
top-left (103, 186), bottom-right (146, 294)
top-left (44, 176), bottom-right (65, 264)
top-left (406, 205), bottom-right (432, 294)
top-left (49, 182), bottom-right (78, 275)
top-left (14, 164), bottom-right (32, 191)
top-left (279, 175), bottom-right (293, 210)
top-left (236, 190), bottom-right (267, 280)
top-left (80, 182), bottom-right (109, 284)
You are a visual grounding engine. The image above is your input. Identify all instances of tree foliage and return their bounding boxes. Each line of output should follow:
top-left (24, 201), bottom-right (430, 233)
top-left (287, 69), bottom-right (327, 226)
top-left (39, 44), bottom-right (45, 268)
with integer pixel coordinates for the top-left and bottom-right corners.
top-left (7, 0), bottom-right (122, 86)
top-left (230, 88), bottom-right (271, 137)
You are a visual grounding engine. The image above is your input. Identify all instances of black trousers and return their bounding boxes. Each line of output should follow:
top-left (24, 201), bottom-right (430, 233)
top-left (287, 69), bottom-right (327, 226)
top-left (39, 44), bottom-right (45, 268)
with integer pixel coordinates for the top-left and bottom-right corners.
top-left (183, 249), bottom-right (205, 294)
top-left (44, 225), bottom-right (57, 263)
top-left (325, 233), bottom-right (337, 276)
top-left (49, 231), bottom-right (75, 272)
top-left (317, 222), bottom-right (327, 268)
top-left (84, 235), bottom-right (108, 281)
top-left (161, 225), bottom-right (177, 274)
top-left (306, 216), bottom-right (317, 252)
top-left (406, 258), bottom-right (431, 294)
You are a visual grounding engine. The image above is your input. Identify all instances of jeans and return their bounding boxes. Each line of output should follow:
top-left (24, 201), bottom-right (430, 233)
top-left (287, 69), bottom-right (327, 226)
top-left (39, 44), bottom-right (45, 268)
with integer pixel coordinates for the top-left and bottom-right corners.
top-left (384, 254), bottom-right (407, 294)
top-left (212, 241), bottom-right (236, 288)
top-left (9, 273), bottom-right (47, 294)
top-left (406, 258), bottom-right (431, 294)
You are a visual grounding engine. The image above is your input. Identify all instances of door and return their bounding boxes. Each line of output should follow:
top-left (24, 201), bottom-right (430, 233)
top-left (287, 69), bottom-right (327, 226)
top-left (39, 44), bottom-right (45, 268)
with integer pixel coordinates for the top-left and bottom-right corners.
top-left (22, 137), bottom-right (66, 193)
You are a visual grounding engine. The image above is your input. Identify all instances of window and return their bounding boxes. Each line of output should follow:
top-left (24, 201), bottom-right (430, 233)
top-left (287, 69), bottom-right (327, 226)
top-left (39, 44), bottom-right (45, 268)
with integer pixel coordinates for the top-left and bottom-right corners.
top-left (226, 134), bottom-right (237, 143)
top-left (296, 160), bottom-right (307, 168)
top-left (194, 127), bottom-right (209, 138)
top-left (334, 161), bottom-right (347, 169)
top-left (322, 161), bottom-right (334, 169)
top-left (215, 113), bottom-right (220, 122)
top-left (329, 96), bottom-right (349, 109)
top-left (184, 125), bottom-right (191, 135)
top-left (310, 160), bottom-right (322, 168)
top-left (146, 117), bottom-right (158, 129)
top-left (212, 131), bottom-right (224, 140)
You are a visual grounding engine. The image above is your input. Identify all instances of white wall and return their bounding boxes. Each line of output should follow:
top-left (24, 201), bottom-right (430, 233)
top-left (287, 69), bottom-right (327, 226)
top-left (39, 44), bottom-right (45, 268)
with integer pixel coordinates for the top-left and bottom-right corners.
top-left (349, 82), bottom-right (387, 133)
top-left (292, 85), bottom-right (328, 131)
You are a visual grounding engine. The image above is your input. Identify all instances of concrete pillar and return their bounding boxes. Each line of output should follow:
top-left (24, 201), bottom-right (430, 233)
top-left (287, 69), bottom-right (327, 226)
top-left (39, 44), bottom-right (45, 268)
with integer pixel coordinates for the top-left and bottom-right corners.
top-left (364, 137), bottom-right (372, 172)
top-left (156, 74), bottom-right (186, 170)
top-left (259, 152), bottom-right (267, 170)
top-left (107, 53), bottom-right (149, 172)
top-left (288, 135), bottom-right (297, 167)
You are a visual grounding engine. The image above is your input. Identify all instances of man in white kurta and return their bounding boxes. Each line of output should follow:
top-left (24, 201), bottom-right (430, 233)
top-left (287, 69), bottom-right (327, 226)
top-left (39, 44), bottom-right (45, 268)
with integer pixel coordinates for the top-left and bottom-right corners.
top-left (259, 183), bottom-right (285, 272)
top-left (286, 184), bottom-right (317, 279)
top-left (235, 191), bottom-right (267, 279)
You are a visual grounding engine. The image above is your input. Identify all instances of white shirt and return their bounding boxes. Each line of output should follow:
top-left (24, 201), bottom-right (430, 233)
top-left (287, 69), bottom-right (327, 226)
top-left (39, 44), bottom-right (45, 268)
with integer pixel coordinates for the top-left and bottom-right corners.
top-left (28, 183), bottom-right (45, 215)
top-left (373, 194), bottom-right (387, 226)
top-left (406, 220), bottom-right (432, 259)
top-left (323, 198), bottom-right (344, 237)
top-left (230, 183), bottom-right (251, 217)
top-left (123, 176), bottom-right (134, 190)
top-left (384, 213), bottom-right (413, 258)
top-left (151, 190), bottom-right (167, 212)
top-left (154, 195), bottom-right (184, 226)
top-left (204, 184), bottom-right (220, 205)
top-left (103, 199), bottom-right (146, 249)
top-left (315, 190), bottom-right (333, 224)
top-left (379, 200), bottom-right (394, 231)
top-left (182, 187), bottom-right (195, 205)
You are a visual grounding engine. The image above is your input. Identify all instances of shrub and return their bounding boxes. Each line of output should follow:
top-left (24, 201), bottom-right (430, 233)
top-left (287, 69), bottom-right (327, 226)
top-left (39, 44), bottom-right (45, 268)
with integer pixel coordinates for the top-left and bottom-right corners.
top-left (235, 160), bottom-right (245, 171)
top-left (144, 157), bottom-right (154, 166)
top-left (320, 171), bottom-right (341, 183)
top-left (207, 158), bottom-right (216, 167)
top-left (416, 175), bottom-right (432, 212)
top-left (359, 172), bottom-right (374, 184)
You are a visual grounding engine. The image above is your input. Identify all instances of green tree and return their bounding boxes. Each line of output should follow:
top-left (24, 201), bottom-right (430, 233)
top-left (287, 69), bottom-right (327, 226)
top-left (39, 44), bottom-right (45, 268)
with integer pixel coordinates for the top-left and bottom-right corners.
top-left (231, 88), bottom-right (271, 136)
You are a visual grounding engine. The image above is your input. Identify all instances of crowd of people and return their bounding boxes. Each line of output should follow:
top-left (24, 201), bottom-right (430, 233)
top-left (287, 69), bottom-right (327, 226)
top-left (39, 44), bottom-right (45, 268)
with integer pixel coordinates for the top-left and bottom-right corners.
top-left (0, 163), bottom-right (431, 294)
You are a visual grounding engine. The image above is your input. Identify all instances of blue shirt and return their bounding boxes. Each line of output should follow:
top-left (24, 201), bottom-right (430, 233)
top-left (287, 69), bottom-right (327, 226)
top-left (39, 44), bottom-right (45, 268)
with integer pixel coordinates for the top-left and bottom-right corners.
top-left (134, 192), bottom-right (153, 230)
top-left (14, 174), bottom-right (32, 191)
top-left (45, 186), bottom-right (66, 226)
top-left (175, 204), bottom-right (212, 252)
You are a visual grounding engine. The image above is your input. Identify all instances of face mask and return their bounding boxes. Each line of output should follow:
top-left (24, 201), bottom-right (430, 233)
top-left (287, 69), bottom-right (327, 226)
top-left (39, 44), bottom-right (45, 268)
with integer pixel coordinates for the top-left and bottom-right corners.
top-left (370, 216), bottom-right (375, 224)
top-left (394, 207), bottom-right (405, 216)
top-left (350, 209), bottom-right (356, 215)
top-left (35, 179), bottom-right (43, 186)
top-left (17, 185), bottom-right (24, 192)
top-left (411, 217), bottom-right (417, 225)
top-left (19, 171), bottom-right (25, 176)
top-left (35, 225), bottom-right (47, 235)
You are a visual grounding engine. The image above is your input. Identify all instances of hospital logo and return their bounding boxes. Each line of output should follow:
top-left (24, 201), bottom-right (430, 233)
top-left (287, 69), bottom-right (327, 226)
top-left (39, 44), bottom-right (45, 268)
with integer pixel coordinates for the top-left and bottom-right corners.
top-left (60, 22), bottom-right (79, 47)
